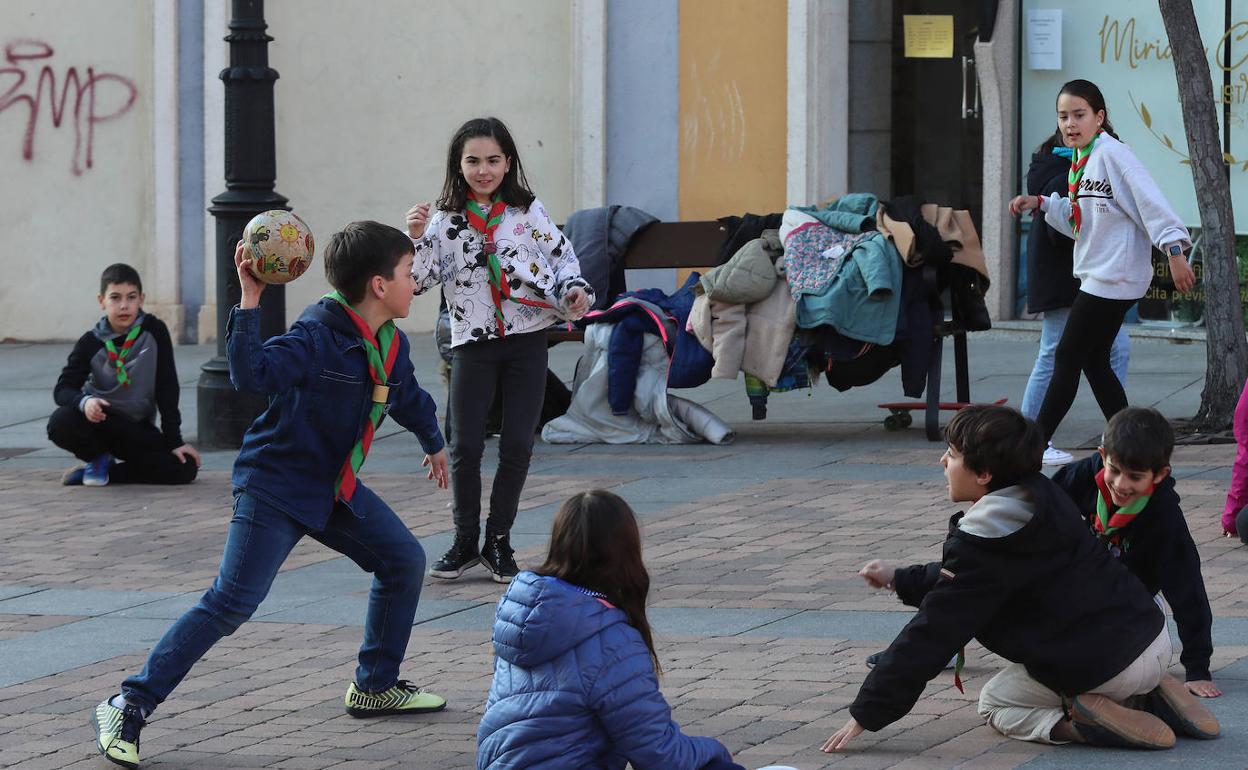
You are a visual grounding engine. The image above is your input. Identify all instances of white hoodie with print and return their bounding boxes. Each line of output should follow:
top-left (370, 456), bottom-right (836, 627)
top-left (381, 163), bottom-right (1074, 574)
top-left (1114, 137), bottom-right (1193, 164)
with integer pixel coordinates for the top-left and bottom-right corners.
top-left (1040, 133), bottom-right (1191, 301)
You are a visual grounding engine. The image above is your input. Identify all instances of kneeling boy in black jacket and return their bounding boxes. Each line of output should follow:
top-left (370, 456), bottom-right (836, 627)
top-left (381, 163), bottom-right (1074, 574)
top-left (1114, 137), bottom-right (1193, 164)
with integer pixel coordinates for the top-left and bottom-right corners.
top-left (822, 405), bottom-right (1218, 754)
top-left (1053, 407), bottom-right (1218, 701)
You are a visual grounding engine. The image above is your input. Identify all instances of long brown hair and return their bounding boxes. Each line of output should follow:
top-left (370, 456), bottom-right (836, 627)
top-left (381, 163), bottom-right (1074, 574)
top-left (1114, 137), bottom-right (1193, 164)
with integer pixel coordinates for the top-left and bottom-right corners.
top-left (535, 490), bottom-right (660, 673)
top-left (435, 117), bottom-right (536, 213)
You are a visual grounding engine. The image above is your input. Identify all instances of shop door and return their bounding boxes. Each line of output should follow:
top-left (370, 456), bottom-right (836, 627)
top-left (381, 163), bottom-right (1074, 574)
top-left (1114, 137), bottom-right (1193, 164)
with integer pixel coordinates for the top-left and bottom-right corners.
top-left (891, 0), bottom-right (984, 233)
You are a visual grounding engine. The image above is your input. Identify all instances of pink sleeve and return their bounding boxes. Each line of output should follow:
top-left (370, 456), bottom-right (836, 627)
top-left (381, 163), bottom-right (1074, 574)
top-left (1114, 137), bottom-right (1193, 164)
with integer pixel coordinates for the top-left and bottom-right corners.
top-left (1223, 379), bottom-right (1248, 533)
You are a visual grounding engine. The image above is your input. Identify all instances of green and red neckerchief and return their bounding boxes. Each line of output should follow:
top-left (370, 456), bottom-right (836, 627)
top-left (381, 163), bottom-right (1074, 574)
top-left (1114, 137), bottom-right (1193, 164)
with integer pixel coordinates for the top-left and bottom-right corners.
top-left (1067, 129), bottom-right (1104, 238)
top-left (465, 195), bottom-right (551, 337)
top-left (104, 323), bottom-right (144, 387)
top-left (323, 291), bottom-right (399, 502)
top-left (1092, 467), bottom-right (1153, 547)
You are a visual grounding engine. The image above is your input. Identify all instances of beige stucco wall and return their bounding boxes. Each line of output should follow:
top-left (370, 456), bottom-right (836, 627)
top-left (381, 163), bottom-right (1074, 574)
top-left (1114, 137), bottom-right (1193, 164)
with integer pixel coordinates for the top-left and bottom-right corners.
top-left (262, 0), bottom-right (575, 337)
top-left (0, 0), bottom-right (573, 341)
top-left (0, 0), bottom-right (155, 341)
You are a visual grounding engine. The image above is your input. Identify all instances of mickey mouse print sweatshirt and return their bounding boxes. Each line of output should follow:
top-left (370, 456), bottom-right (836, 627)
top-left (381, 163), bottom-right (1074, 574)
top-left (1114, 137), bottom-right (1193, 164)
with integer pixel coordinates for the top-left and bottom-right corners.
top-left (411, 198), bottom-right (593, 347)
top-left (1040, 132), bottom-right (1191, 301)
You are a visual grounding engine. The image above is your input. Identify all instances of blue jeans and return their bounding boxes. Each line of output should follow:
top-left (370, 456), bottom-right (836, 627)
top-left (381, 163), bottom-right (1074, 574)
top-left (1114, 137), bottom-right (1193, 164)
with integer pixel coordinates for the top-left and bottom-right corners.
top-left (1020, 306), bottom-right (1130, 421)
top-left (122, 488), bottom-right (426, 712)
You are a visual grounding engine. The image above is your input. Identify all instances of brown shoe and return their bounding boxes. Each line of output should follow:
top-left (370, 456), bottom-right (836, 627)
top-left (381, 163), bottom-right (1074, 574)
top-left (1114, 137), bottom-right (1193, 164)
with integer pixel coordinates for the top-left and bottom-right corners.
top-left (1142, 675), bottom-right (1220, 740)
top-left (1067, 693), bottom-right (1176, 749)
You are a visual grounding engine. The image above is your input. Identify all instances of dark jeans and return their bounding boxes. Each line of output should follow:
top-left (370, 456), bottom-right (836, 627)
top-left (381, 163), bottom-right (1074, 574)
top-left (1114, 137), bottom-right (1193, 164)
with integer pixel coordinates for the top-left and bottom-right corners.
top-left (1036, 292), bottom-right (1136, 441)
top-left (448, 331), bottom-right (548, 538)
top-left (122, 488), bottom-right (425, 712)
top-left (46, 405), bottom-right (197, 484)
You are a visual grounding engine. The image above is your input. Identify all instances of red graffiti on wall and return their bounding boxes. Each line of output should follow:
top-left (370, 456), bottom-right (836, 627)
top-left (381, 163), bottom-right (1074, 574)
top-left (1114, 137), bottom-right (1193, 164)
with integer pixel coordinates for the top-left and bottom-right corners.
top-left (0, 39), bottom-right (138, 175)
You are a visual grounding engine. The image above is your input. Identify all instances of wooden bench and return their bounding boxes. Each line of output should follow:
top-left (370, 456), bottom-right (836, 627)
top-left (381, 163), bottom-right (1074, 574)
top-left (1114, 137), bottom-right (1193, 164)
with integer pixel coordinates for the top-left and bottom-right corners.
top-left (550, 220), bottom-right (981, 440)
top-left (546, 220), bottom-right (726, 344)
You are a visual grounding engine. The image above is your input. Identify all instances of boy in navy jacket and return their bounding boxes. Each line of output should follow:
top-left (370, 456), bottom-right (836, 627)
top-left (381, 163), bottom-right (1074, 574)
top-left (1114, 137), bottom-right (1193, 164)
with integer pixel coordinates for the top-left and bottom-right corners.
top-left (90, 222), bottom-right (449, 769)
top-left (1053, 406), bottom-right (1218, 698)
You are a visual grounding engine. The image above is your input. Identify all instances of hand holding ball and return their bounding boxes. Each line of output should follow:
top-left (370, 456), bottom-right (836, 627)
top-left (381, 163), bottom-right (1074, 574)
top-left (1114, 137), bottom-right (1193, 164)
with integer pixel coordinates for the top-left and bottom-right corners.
top-left (243, 210), bottom-right (314, 284)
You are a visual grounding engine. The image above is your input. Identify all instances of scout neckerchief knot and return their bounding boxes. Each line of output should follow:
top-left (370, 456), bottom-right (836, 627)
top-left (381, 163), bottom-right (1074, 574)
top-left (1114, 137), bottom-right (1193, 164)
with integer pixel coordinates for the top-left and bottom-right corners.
top-left (324, 291), bottom-right (398, 502)
top-left (465, 195), bottom-right (551, 337)
top-left (1067, 129), bottom-right (1104, 238)
top-left (1091, 466), bottom-right (1153, 547)
top-left (104, 324), bottom-right (144, 387)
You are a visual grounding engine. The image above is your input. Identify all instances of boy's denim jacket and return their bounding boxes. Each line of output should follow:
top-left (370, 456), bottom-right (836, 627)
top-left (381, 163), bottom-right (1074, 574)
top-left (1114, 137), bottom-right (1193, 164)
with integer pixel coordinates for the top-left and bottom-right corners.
top-left (227, 299), bottom-right (444, 530)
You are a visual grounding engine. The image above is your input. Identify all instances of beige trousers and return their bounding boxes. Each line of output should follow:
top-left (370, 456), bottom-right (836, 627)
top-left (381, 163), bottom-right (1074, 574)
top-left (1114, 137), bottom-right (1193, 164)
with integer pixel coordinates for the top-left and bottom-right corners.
top-left (976, 626), bottom-right (1172, 744)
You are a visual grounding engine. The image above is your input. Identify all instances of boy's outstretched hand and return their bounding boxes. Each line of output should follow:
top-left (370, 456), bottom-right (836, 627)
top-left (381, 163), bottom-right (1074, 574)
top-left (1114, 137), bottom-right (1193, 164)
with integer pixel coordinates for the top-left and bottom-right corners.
top-left (822, 716), bottom-right (865, 752)
top-left (234, 240), bottom-right (266, 309)
top-left (859, 559), bottom-right (898, 591)
top-left (1187, 679), bottom-right (1222, 698)
top-left (423, 449), bottom-right (448, 489)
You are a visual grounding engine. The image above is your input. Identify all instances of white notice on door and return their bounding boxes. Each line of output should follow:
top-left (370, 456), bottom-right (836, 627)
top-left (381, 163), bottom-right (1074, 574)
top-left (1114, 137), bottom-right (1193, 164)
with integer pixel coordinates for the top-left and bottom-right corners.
top-left (1027, 9), bottom-right (1062, 70)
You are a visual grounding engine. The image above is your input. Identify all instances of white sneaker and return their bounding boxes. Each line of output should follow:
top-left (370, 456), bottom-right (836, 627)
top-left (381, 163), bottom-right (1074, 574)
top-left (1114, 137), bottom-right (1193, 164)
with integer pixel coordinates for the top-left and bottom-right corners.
top-left (1042, 443), bottom-right (1073, 465)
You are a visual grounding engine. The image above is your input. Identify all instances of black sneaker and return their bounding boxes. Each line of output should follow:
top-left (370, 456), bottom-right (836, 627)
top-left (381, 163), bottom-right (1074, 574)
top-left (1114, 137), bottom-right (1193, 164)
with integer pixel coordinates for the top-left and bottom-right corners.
top-left (430, 533), bottom-right (479, 579)
top-left (480, 533), bottom-right (519, 584)
top-left (91, 698), bottom-right (145, 769)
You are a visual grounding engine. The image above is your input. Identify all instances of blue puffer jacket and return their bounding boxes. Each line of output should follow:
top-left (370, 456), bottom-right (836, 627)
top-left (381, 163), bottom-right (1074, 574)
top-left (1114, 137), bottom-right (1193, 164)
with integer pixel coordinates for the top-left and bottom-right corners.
top-left (477, 572), bottom-right (731, 770)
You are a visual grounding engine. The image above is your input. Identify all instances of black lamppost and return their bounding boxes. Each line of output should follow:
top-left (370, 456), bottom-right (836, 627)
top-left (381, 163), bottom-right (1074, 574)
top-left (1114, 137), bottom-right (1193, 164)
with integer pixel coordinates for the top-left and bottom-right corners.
top-left (197, 0), bottom-right (289, 448)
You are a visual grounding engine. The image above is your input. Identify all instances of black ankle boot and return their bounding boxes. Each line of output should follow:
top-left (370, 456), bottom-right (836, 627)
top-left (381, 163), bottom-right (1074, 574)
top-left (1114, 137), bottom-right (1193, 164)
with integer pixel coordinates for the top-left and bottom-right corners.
top-left (480, 531), bottom-right (519, 584)
top-left (430, 531), bottom-right (480, 579)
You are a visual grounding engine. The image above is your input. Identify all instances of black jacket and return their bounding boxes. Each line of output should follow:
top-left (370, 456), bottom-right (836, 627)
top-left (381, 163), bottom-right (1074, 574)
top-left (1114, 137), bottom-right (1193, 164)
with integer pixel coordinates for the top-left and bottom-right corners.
top-left (53, 313), bottom-right (184, 448)
top-left (1024, 149), bottom-right (1080, 314)
top-left (850, 473), bottom-right (1164, 732)
top-left (1052, 455), bottom-right (1213, 682)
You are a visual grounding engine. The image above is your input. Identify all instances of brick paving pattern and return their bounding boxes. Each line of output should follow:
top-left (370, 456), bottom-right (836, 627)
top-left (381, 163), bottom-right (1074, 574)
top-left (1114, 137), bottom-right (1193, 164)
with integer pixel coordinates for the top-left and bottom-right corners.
top-left (0, 444), bottom-right (1245, 768)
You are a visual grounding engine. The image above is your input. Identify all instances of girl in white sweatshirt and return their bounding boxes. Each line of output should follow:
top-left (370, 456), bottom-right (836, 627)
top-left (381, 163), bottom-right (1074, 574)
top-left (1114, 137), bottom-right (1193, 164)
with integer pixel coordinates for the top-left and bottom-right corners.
top-left (1009, 80), bottom-right (1195, 458)
top-left (406, 117), bottom-right (592, 583)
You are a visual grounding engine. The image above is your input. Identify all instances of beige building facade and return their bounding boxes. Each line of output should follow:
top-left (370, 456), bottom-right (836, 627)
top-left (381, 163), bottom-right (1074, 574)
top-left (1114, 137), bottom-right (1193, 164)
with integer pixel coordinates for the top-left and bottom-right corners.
top-left (2, 1), bottom-right (1232, 342)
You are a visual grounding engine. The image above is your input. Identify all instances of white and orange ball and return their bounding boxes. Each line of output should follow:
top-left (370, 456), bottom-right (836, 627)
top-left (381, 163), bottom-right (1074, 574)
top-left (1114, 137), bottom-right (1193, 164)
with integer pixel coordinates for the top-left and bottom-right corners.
top-left (244, 210), bottom-right (314, 284)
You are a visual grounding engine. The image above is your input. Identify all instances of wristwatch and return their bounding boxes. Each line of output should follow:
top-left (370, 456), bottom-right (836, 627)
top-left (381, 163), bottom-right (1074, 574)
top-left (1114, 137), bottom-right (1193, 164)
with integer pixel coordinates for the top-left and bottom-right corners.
top-left (1168, 244), bottom-right (1184, 258)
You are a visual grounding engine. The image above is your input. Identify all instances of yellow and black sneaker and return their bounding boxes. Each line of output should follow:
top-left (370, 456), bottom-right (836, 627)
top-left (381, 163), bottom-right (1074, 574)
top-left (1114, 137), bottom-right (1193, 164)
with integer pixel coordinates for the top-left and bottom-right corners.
top-left (91, 698), bottom-right (145, 769)
top-left (344, 680), bottom-right (446, 718)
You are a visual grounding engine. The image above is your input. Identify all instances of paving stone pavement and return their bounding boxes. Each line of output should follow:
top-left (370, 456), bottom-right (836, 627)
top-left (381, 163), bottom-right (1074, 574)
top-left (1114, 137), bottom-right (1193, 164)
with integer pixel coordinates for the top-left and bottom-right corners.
top-left (2, 333), bottom-right (1247, 769)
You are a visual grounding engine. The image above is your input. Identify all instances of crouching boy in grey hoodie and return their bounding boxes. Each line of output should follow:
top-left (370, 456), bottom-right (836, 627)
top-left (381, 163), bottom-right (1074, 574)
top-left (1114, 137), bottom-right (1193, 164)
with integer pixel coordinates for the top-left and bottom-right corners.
top-left (822, 405), bottom-right (1218, 753)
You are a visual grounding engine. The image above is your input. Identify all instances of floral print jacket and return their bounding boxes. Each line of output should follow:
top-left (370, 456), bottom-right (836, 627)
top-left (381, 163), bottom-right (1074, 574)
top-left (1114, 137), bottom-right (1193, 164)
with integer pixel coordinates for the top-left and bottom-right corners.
top-left (411, 198), bottom-right (593, 347)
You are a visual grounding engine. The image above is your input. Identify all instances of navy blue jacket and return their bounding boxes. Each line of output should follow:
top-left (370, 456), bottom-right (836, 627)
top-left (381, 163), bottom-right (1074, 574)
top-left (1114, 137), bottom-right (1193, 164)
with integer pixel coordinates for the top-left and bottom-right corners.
top-left (1025, 148), bottom-right (1079, 314)
top-left (1052, 454), bottom-right (1213, 682)
top-left (477, 572), bottom-right (731, 770)
top-left (227, 300), bottom-right (444, 530)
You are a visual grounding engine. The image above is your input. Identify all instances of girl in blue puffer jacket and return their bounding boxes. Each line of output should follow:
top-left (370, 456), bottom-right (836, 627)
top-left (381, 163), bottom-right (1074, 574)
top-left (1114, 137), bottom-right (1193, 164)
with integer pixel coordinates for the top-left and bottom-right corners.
top-left (477, 490), bottom-right (797, 770)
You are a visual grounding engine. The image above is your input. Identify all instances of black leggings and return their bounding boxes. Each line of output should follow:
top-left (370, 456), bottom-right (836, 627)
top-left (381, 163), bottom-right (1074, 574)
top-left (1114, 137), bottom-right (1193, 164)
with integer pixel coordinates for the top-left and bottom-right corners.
top-left (46, 405), bottom-right (198, 484)
top-left (1036, 291), bottom-right (1136, 441)
top-left (448, 331), bottom-right (548, 538)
